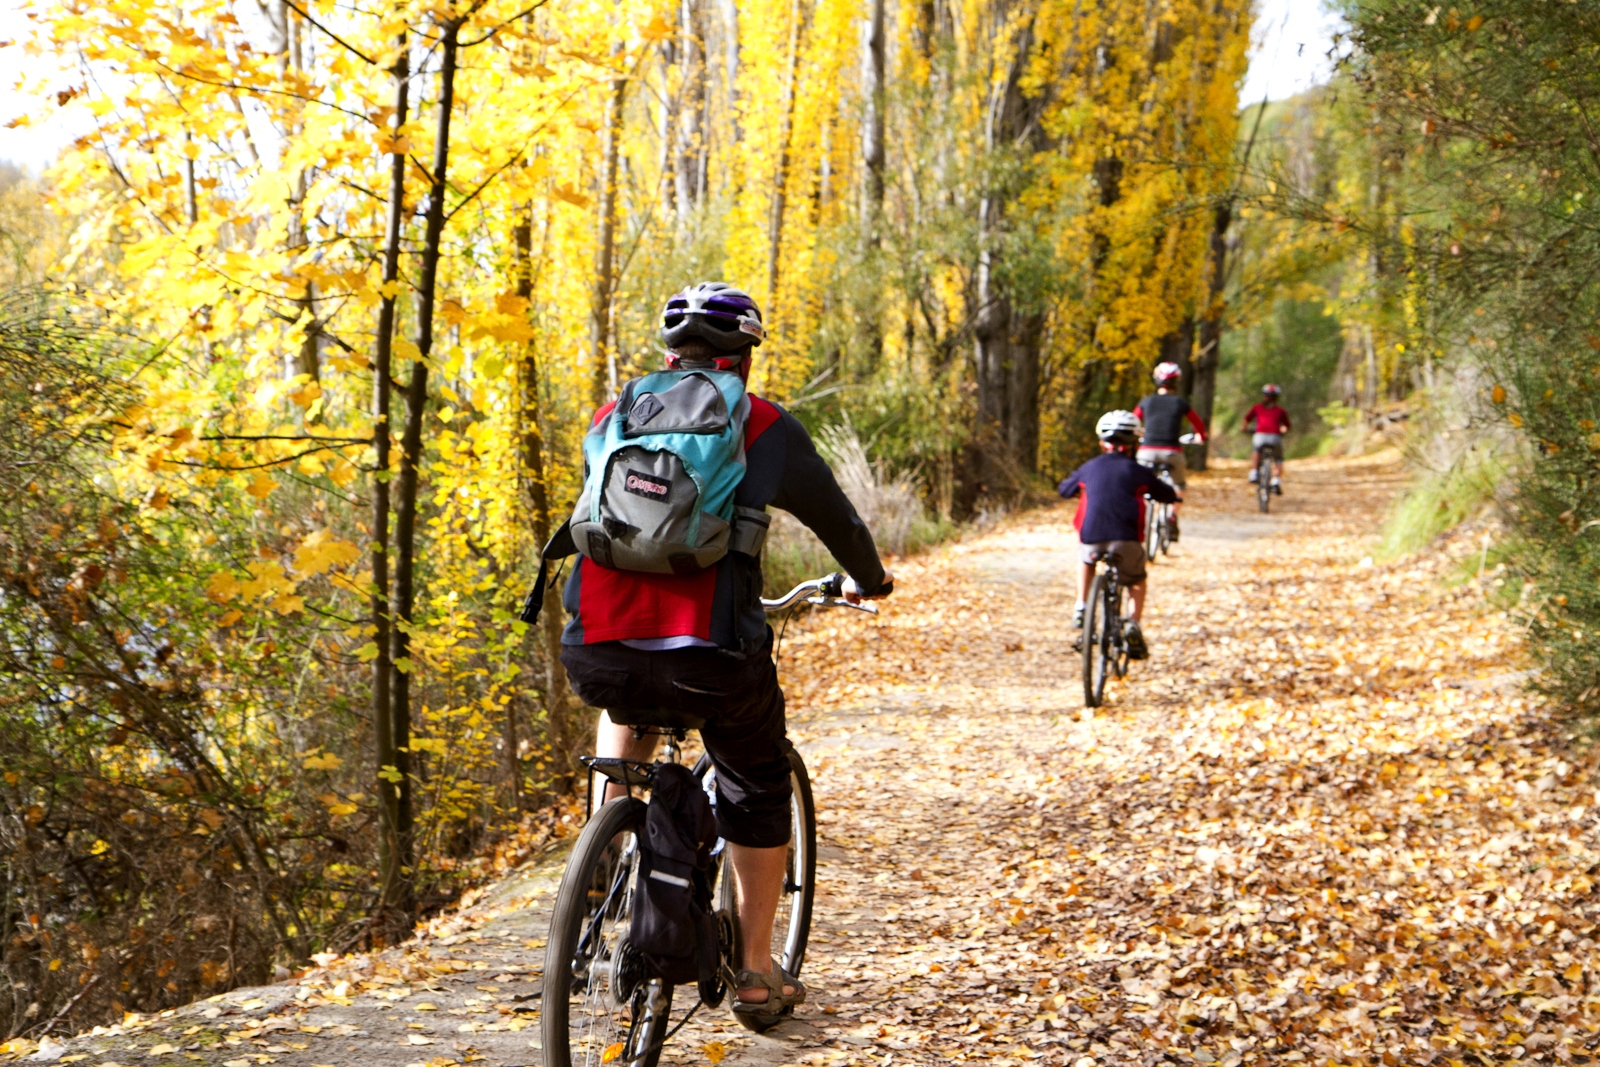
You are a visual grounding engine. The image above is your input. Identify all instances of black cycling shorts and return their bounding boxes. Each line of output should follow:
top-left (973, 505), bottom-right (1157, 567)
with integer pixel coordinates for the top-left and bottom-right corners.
top-left (559, 639), bottom-right (793, 849)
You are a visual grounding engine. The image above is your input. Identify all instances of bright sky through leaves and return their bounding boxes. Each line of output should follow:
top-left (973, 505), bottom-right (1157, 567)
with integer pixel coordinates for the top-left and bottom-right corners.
top-left (1240, 0), bottom-right (1344, 105)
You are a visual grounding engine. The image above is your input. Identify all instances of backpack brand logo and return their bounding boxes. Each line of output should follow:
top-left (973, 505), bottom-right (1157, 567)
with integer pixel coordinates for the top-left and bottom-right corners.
top-left (624, 469), bottom-right (672, 500)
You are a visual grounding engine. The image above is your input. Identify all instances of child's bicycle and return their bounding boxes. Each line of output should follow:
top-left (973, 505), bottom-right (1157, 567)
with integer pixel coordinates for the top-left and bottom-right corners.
top-left (1078, 550), bottom-right (1132, 708)
top-left (541, 573), bottom-right (874, 1067)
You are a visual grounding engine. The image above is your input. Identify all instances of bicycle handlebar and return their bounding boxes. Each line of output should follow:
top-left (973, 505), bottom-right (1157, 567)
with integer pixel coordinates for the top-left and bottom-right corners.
top-left (760, 572), bottom-right (880, 615)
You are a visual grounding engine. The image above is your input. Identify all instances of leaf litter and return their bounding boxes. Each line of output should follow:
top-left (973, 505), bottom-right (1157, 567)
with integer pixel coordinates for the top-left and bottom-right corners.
top-left (9, 453), bottom-right (1599, 1067)
top-left (661, 453), bottom-right (1600, 1065)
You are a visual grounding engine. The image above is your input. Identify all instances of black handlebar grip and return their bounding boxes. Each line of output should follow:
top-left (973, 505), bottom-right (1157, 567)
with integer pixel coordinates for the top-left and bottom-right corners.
top-left (875, 577), bottom-right (895, 597)
top-left (821, 572), bottom-right (845, 598)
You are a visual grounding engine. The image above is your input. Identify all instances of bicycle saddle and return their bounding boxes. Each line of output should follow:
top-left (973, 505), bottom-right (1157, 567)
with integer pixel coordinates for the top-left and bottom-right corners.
top-left (604, 705), bottom-right (709, 731)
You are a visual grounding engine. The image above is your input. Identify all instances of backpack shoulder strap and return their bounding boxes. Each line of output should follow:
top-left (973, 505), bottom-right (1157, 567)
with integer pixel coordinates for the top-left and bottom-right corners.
top-left (517, 517), bottom-right (576, 625)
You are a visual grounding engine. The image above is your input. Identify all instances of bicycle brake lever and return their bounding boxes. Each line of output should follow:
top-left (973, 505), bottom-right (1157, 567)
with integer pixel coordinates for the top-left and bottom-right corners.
top-left (805, 596), bottom-right (878, 614)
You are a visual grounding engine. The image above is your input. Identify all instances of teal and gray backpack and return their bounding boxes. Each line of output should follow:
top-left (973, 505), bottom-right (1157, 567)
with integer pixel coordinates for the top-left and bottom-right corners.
top-left (577, 367), bottom-right (771, 568)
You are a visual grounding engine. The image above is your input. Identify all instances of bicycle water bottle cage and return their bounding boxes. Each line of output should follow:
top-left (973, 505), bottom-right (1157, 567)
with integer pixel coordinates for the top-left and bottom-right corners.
top-left (580, 756), bottom-right (657, 788)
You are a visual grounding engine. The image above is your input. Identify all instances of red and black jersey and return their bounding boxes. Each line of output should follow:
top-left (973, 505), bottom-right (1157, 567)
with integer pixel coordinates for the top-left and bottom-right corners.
top-left (1134, 393), bottom-right (1207, 448)
top-left (1245, 402), bottom-right (1291, 434)
top-left (560, 397), bottom-right (886, 653)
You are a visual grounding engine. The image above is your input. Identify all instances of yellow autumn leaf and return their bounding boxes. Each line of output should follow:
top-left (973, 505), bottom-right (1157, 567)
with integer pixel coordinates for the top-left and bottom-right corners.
top-left (394, 338), bottom-right (422, 361)
top-left (88, 839), bottom-right (109, 855)
top-left (302, 753), bottom-right (343, 771)
top-left (205, 570), bottom-right (242, 604)
top-left (218, 609), bottom-right (242, 627)
top-left (1491, 384), bottom-right (1506, 403)
top-left (245, 471), bottom-right (278, 500)
top-left (601, 1043), bottom-right (625, 1064)
top-left (293, 529), bottom-right (362, 577)
top-left (703, 1040), bottom-right (728, 1064)
top-left (239, 560), bottom-right (294, 602)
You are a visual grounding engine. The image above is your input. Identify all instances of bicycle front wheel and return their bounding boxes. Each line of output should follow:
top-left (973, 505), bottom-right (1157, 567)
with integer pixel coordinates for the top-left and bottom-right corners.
top-left (1143, 498), bottom-right (1161, 561)
top-left (1257, 453), bottom-right (1272, 513)
top-left (1082, 571), bottom-right (1113, 707)
top-left (717, 748), bottom-right (817, 979)
top-left (543, 797), bottom-right (673, 1067)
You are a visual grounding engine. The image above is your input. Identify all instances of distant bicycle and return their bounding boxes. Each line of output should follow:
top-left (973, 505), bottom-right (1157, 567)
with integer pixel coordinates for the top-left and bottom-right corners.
top-left (1254, 441), bottom-right (1278, 513)
top-left (1077, 549), bottom-right (1133, 707)
top-left (1141, 461), bottom-right (1178, 560)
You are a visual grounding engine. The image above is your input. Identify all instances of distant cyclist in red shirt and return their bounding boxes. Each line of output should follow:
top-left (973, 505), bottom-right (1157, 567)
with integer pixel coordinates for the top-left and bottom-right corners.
top-left (1133, 361), bottom-right (1207, 541)
top-left (1244, 383), bottom-right (1290, 494)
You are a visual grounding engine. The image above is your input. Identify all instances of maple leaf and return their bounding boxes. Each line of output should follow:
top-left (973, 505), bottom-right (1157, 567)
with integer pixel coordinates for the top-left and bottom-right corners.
top-left (293, 529), bottom-right (361, 577)
top-left (245, 471), bottom-right (278, 499)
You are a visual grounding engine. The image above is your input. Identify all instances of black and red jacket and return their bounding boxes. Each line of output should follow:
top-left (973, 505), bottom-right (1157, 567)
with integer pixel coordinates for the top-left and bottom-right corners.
top-left (1058, 451), bottom-right (1180, 543)
top-left (560, 397), bottom-right (887, 654)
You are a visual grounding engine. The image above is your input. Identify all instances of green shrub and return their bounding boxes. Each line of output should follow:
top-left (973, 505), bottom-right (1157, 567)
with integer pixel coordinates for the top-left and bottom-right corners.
top-left (1375, 449), bottom-right (1507, 560)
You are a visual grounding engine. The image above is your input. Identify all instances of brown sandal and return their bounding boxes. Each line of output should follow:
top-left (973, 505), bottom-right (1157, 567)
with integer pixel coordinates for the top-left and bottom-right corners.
top-left (731, 959), bottom-right (806, 1032)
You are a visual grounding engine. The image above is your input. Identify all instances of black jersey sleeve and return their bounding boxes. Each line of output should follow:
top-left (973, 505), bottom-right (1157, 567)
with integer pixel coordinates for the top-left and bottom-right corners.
top-left (767, 410), bottom-right (889, 596)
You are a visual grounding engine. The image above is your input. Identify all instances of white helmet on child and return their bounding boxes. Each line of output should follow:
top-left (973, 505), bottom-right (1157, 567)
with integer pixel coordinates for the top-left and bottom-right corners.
top-left (1095, 410), bottom-right (1142, 447)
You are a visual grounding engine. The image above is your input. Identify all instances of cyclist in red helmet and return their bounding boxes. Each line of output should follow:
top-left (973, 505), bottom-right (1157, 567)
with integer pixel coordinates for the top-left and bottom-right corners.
top-left (1245, 384), bottom-right (1290, 494)
top-left (1133, 362), bottom-right (1207, 540)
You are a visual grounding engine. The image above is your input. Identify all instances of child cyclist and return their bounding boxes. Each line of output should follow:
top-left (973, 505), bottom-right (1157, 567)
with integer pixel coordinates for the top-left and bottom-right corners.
top-left (1245, 383), bottom-right (1290, 494)
top-left (1058, 411), bottom-right (1181, 660)
top-left (1133, 361), bottom-right (1207, 541)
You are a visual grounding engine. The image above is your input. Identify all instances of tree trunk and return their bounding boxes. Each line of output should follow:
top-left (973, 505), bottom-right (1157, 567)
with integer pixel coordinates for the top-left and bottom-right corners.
top-left (1193, 202), bottom-right (1230, 470)
top-left (1192, 97), bottom-right (1267, 470)
top-left (514, 210), bottom-right (577, 795)
top-left (388, 18), bottom-right (460, 934)
top-left (590, 60), bottom-right (627, 408)
top-left (862, 0), bottom-right (886, 222)
top-left (765, 0), bottom-right (805, 317)
top-left (674, 0), bottom-right (703, 225)
top-left (370, 34), bottom-right (408, 934)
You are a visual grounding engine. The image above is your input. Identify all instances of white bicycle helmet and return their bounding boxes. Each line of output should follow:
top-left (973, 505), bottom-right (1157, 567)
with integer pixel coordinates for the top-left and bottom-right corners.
top-left (1095, 410), bottom-right (1143, 447)
top-left (1153, 361), bottom-right (1182, 385)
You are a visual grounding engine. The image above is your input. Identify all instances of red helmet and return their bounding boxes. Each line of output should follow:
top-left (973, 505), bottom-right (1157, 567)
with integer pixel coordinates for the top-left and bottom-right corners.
top-left (1262, 383), bottom-right (1282, 397)
top-left (1153, 361), bottom-right (1182, 385)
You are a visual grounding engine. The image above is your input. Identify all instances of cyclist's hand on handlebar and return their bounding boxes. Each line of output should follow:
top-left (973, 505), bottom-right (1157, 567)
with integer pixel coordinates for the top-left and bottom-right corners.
top-left (844, 568), bottom-right (894, 604)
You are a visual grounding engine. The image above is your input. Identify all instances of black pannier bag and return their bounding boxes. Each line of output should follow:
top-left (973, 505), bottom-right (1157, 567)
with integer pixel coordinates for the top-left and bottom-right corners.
top-left (629, 763), bottom-right (721, 995)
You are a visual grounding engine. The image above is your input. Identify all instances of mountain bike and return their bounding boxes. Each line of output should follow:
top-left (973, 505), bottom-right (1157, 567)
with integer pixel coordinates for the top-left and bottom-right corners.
top-left (1255, 442), bottom-right (1278, 513)
top-left (1141, 461), bottom-right (1178, 560)
top-left (1079, 550), bottom-right (1132, 708)
top-left (542, 573), bottom-right (873, 1067)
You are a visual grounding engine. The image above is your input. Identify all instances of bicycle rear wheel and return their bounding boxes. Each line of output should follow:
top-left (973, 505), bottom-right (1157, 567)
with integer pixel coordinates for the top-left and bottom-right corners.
top-left (543, 797), bottom-right (673, 1067)
top-left (1256, 452), bottom-right (1272, 513)
top-left (1082, 571), bottom-right (1114, 707)
top-left (716, 748), bottom-right (817, 982)
top-left (1143, 497), bottom-right (1161, 561)
top-left (1157, 501), bottom-right (1173, 556)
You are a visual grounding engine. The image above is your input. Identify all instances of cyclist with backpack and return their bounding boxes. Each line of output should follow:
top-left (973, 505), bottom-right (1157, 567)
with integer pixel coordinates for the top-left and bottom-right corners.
top-left (1132, 361), bottom-right (1207, 541)
top-left (1058, 410), bottom-right (1181, 660)
top-left (539, 282), bottom-right (892, 1029)
top-left (1245, 383), bottom-right (1290, 494)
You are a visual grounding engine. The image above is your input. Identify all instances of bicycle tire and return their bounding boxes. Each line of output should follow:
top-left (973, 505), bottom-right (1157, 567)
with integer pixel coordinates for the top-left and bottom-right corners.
top-left (1257, 450), bottom-right (1272, 513)
top-left (543, 796), bottom-right (673, 1067)
top-left (717, 748), bottom-right (817, 982)
top-left (1143, 497), bottom-right (1161, 561)
top-left (1157, 500), bottom-right (1173, 556)
top-left (1107, 574), bottom-right (1131, 679)
top-left (1082, 571), bottom-right (1111, 707)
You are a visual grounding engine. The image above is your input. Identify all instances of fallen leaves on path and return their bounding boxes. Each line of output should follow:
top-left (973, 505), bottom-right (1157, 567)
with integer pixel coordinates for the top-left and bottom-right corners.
top-left (665, 453), bottom-right (1600, 1065)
